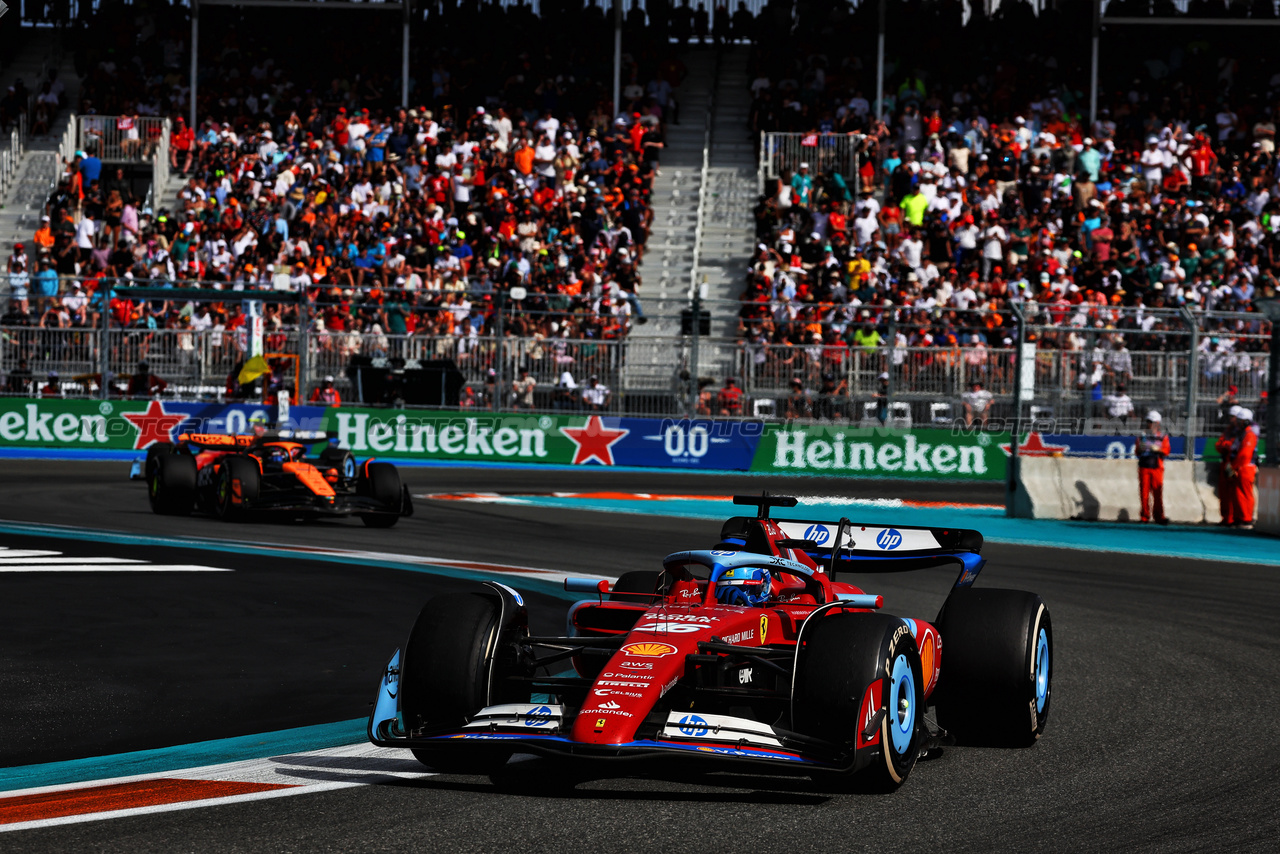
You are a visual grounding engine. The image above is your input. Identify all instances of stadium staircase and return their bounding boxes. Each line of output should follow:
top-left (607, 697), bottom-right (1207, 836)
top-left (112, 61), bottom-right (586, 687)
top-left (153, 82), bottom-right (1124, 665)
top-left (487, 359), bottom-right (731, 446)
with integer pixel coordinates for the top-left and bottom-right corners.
top-left (626, 45), bottom-right (755, 403)
top-left (0, 29), bottom-right (80, 260)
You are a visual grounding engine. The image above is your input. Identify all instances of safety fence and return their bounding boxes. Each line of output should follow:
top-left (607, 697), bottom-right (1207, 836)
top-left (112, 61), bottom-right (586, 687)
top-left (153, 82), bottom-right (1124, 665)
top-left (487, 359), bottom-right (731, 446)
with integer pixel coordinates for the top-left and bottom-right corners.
top-left (77, 115), bottom-right (166, 164)
top-left (2, 323), bottom-right (1267, 440)
top-left (758, 132), bottom-right (866, 194)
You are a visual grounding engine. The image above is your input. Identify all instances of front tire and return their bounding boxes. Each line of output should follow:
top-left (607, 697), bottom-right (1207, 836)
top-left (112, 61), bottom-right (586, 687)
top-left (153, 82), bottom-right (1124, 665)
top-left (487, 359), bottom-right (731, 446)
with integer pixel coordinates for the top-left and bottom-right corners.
top-left (793, 613), bottom-right (925, 791)
top-left (933, 588), bottom-right (1052, 747)
top-left (359, 462), bottom-right (402, 527)
top-left (401, 592), bottom-right (518, 774)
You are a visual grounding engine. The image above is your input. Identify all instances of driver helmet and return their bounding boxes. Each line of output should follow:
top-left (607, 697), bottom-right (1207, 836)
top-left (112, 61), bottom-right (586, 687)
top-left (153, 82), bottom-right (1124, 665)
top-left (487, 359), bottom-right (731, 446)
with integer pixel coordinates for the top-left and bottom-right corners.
top-left (714, 566), bottom-right (772, 608)
top-left (266, 446), bottom-right (290, 464)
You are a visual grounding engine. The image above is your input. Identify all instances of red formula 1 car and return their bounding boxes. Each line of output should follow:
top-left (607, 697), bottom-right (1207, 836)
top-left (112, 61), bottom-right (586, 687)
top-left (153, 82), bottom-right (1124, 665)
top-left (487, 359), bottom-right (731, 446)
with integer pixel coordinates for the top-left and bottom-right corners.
top-left (143, 432), bottom-right (413, 527)
top-left (369, 494), bottom-right (1052, 790)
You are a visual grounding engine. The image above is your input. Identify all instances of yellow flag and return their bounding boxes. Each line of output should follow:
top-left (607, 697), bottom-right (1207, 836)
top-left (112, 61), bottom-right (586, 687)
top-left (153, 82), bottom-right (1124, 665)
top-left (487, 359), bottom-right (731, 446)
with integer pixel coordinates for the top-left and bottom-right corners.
top-left (237, 355), bottom-right (270, 386)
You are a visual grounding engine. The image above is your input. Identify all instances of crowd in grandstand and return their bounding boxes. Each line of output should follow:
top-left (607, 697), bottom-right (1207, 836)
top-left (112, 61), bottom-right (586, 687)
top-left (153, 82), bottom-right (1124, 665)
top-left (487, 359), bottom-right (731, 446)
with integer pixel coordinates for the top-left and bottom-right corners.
top-left (3, 1), bottom-right (1276, 419)
top-left (740, 1), bottom-right (1273, 417)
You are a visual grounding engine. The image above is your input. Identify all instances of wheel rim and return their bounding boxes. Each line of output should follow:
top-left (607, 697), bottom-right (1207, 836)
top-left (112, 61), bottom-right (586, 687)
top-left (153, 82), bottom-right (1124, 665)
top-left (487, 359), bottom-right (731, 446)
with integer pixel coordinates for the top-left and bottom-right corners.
top-left (888, 653), bottom-right (915, 755)
top-left (343, 456), bottom-right (356, 479)
top-left (1034, 627), bottom-right (1050, 714)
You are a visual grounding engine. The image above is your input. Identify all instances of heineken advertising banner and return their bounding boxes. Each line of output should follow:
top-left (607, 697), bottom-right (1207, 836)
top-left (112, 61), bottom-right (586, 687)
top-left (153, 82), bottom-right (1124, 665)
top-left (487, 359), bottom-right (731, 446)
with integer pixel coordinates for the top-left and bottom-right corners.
top-left (748, 425), bottom-right (1009, 481)
top-left (0, 398), bottom-right (327, 451)
top-left (323, 409), bottom-right (763, 469)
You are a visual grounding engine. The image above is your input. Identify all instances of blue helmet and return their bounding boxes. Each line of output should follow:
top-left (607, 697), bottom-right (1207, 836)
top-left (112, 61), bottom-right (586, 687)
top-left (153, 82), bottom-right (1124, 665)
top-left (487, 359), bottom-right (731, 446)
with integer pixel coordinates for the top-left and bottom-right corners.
top-left (714, 566), bottom-right (772, 608)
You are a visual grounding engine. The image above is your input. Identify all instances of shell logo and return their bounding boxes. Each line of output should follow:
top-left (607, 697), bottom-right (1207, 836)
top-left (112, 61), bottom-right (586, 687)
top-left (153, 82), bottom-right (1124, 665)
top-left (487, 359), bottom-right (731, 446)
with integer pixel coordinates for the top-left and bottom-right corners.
top-left (620, 641), bottom-right (678, 658)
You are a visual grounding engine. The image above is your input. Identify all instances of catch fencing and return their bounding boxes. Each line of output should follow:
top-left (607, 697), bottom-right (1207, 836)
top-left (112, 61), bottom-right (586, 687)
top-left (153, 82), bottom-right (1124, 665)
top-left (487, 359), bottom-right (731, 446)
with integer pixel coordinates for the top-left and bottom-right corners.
top-left (77, 115), bottom-right (167, 164)
top-left (758, 132), bottom-right (866, 195)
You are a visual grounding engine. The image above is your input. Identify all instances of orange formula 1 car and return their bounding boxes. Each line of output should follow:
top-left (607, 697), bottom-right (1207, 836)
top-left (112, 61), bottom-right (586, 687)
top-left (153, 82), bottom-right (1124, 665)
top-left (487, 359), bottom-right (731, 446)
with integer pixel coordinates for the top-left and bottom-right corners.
top-left (140, 432), bottom-right (412, 527)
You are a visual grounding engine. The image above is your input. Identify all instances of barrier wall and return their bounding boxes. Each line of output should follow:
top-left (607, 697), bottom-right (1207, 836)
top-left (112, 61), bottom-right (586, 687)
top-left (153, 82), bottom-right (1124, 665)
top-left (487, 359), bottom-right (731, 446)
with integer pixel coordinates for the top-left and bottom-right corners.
top-left (0, 402), bottom-right (1260, 515)
top-left (1013, 457), bottom-right (1222, 524)
top-left (1257, 467), bottom-right (1280, 536)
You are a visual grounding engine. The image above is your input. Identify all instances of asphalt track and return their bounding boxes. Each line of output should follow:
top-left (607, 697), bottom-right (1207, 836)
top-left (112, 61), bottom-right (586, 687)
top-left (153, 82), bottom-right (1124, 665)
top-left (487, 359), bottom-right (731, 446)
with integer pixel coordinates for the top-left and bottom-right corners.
top-left (1, 461), bottom-right (1279, 852)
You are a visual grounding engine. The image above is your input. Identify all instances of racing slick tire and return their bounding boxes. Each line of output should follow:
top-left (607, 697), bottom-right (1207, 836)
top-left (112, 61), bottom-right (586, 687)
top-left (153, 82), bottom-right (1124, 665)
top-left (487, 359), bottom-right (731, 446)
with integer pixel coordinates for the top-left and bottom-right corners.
top-left (215, 455), bottom-right (261, 521)
top-left (401, 591), bottom-right (518, 774)
top-left (319, 446), bottom-right (357, 480)
top-left (933, 588), bottom-right (1052, 747)
top-left (148, 452), bottom-right (197, 516)
top-left (358, 462), bottom-right (402, 528)
top-left (608, 570), bottom-right (663, 604)
top-left (793, 613), bottom-right (926, 792)
top-left (144, 442), bottom-right (174, 484)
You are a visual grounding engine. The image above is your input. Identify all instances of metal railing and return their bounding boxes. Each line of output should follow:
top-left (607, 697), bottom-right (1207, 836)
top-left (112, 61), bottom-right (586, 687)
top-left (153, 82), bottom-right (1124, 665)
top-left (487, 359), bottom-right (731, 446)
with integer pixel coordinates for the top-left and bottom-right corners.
top-left (77, 115), bottom-right (167, 163)
top-left (147, 118), bottom-right (171, 215)
top-left (2, 324), bottom-right (1267, 434)
top-left (0, 115), bottom-right (24, 201)
top-left (759, 131), bottom-right (866, 195)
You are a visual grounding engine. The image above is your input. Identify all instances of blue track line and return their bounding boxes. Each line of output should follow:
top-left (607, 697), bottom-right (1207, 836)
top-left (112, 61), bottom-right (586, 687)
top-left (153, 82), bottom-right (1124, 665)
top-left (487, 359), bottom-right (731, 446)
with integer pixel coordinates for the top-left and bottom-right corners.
top-left (0, 718), bottom-right (367, 793)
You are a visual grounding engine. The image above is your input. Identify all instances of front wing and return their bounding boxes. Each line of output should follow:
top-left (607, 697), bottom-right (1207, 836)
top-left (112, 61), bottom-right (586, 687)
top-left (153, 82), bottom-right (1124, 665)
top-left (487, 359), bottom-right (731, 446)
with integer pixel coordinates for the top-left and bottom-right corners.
top-left (368, 651), bottom-right (847, 773)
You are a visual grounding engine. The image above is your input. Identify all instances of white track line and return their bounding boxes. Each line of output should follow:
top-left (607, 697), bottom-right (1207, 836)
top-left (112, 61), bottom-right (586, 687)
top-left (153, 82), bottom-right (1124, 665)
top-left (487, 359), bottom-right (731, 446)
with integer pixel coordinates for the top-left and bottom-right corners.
top-left (0, 743), bottom-right (428, 833)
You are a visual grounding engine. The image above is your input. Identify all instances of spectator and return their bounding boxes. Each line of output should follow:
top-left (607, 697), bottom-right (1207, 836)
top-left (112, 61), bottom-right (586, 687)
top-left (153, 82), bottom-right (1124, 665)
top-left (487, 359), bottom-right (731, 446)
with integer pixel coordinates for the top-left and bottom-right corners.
top-left (962, 380), bottom-right (993, 427)
top-left (1104, 383), bottom-right (1135, 426)
top-left (512, 367), bottom-right (537, 410)
top-left (5, 359), bottom-right (34, 395)
top-left (126, 360), bottom-right (168, 398)
top-left (717, 376), bottom-right (744, 416)
top-left (555, 371), bottom-right (579, 410)
top-left (582, 375), bottom-right (610, 411)
top-left (310, 375), bottom-right (342, 406)
top-left (784, 377), bottom-right (811, 421)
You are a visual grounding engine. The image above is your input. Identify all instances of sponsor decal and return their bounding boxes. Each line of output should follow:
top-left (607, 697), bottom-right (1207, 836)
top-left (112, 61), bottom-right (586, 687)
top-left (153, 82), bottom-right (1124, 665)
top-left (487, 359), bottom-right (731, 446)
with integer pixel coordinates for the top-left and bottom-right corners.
top-left (597, 679), bottom-right (653, 687)
top-left (660, 676), bottom-right (679, 697)
top-left (998, 432), bottom-right (1071, 457)
top-left (559, 415), bottom-right (630, 466)
top-left (492, 582), bottom-right (525, 607)
top-left (678, 715), bottom-right (710, 737)
top-left (858, 679), bottom-right (883, 747)
top-left (720, 629), bottom-right (755, 644)
top-left (595, 708), bottom-right (634, 718)
top-left (525, 706), bottom-right (554, 727)
top-left (760, 615), bottom-right (769, 646)
top-left (122, 401), bottom-right (187, 449)
top-left (958, 568), bottom-right (978, 586)
top-left (597, 700), bottom-right (622, 710)
top-left (595, 718), bottom-right (606, 731)
top-left (691, 745), bottom-right (802, 761)
top-left (891, 624), bottom-right (909, 646)
top-left (635, 621), bottom-right (704, 633)
top-left (617, 661), bottom-right (654, 670)
top-left (600, 671), bottom-right (655, 681)
top-left (803, 524), bottom-right (830, 545)
top-left (594, 688), bottom-right (644, 699)
top-left (710, 549), bottom-right (737, 556)
top-left (752, 425), bottom-right (1006, 481)
top-left (738, 667), bottom-right (753, 685)
top-left (875, 528), bottom-right (903, 550)
top-left (620, 642), bottom-right (678, 658)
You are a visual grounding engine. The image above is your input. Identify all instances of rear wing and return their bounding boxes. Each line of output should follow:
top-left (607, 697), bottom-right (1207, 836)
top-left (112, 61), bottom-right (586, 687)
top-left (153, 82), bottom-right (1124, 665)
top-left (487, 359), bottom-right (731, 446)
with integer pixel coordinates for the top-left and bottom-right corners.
top-left (175, 430), bottom-right (335, 449)
top-left (774, 517), bottom-right (984, 588)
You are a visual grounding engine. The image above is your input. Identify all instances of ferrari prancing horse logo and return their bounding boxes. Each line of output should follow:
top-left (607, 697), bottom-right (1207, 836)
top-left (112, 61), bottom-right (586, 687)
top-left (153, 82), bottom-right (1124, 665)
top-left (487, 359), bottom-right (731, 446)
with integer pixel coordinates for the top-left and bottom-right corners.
top-left (760, 615), bottom-right (768, 645)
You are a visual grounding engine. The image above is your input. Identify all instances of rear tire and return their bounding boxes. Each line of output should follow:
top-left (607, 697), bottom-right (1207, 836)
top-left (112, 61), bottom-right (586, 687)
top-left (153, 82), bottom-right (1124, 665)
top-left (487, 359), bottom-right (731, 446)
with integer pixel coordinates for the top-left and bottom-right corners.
top-left (401, 592), bottom-right (517, 774)
top-left (359, 462), bottom-right (402, 527)
top-left (215, 455), bottom-right (261, 521)
top-left (793, 613), bottom-right (925, 791)
top-left (933, 588), bottom-right (1052, 747)
top-left (144, 442), bottom-right (174, 484)
top-left (319, 447), bottom-right (357, 480)
top-left (148, 453), bottom-right (196, 516)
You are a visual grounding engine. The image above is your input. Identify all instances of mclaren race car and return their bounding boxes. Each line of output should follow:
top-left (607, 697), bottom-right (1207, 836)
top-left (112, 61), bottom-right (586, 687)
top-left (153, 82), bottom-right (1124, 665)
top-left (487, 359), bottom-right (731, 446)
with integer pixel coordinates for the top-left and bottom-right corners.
top-left (368, 494), bottom-right (1051, 790)
top-left (140, 432), bottom-right (413, 527)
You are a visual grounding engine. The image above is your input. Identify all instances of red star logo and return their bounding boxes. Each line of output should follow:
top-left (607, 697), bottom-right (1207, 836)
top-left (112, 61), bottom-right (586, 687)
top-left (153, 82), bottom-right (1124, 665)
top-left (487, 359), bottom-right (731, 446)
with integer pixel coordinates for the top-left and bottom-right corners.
top-left (122, 400), bottom-right (186, 450)
top-left (560, 416), bottom-right (630, 466)
top-left (1000, 432), bottom-right (1070, 457)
